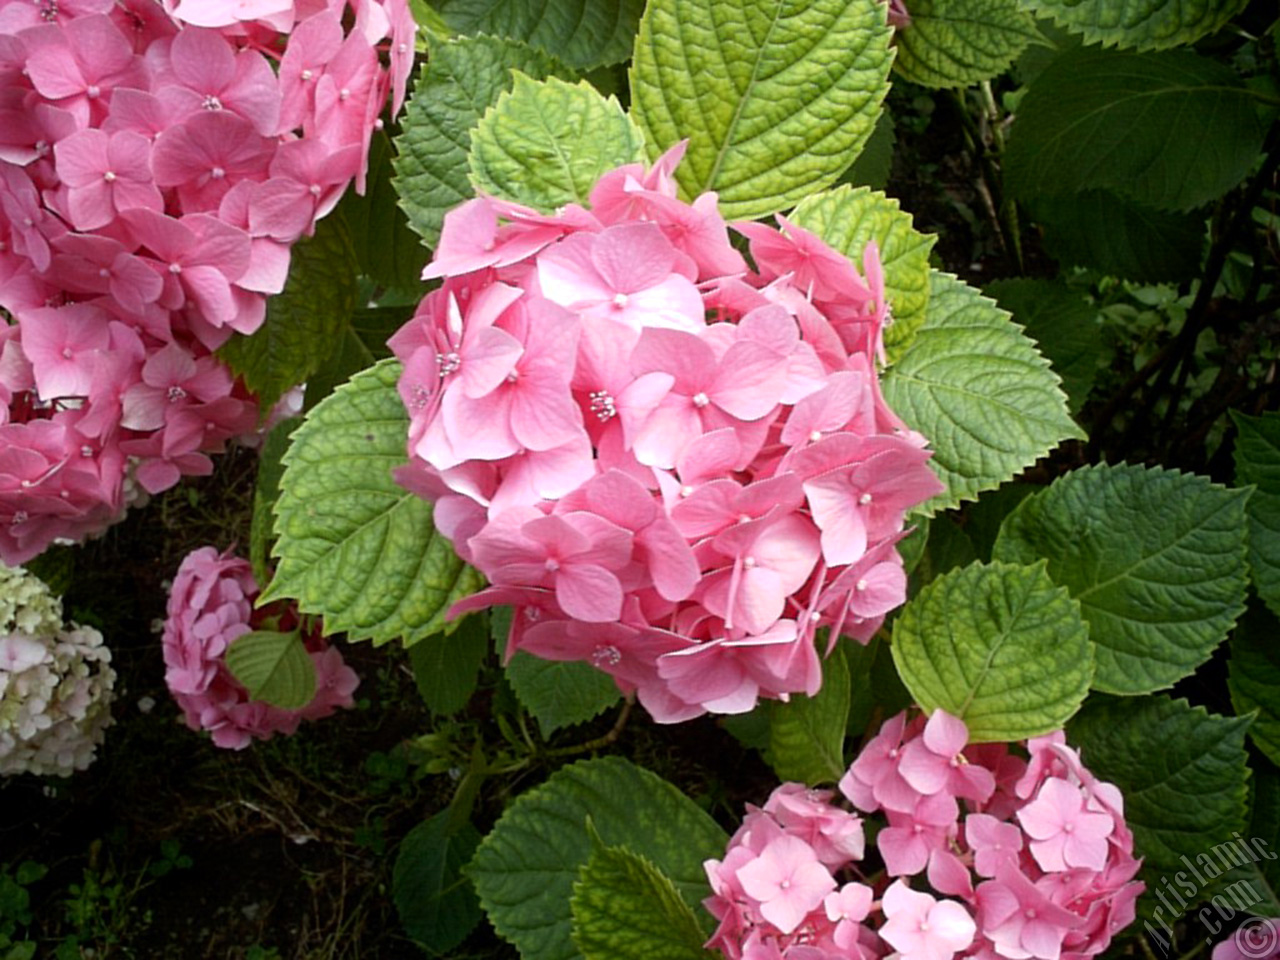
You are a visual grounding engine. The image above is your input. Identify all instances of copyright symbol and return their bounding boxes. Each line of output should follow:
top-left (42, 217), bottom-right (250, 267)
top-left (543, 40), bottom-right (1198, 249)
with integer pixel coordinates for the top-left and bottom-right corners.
top-left (1234, 918), bottom-right (1279, 959)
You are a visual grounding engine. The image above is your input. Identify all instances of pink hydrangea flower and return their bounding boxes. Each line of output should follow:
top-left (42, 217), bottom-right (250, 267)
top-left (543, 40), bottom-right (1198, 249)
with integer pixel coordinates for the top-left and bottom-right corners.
top-left (395, 147), bottom-right (945, 721)
top-left (161, 546), bottom-right (358, 749)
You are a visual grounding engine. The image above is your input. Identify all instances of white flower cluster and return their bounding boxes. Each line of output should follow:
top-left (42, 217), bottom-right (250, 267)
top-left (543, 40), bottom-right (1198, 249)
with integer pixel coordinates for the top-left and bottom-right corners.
top-left (0, 563), bottom-right (115, 776)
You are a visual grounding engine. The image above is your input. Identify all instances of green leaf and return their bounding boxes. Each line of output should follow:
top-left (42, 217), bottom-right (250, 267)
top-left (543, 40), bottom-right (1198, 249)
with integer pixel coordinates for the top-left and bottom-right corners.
top-left (629, 0), bottom-right (893, 220)
top-left (912, 514), bottom-right (977, 587)
top-left (571, 837), bottom-right (710, 960)
top-left (891, 560), bottom-right (1093, 741)
top-left (993, 463), bottom-right (1249, 694)
top-left (337, 130), bottom-right (427, 291)
top-left (1221, 763), bottom-right (1280, 916)
top-left (1005, 48), bottom-right (1267, 212)
top-left (408, 613), bottom-right (490, 716)
top-left (1029, 189), bottom-right (1206, 283)
top-left (224, 629), bottom-right (316, 710)
top-left (789, 185), bottom-right (937, 359)
top-left (219, 213), bottom-right (358, 412)
top-left (249, 419), bottom-right (295, 586)
top-left (262, 359), bottom-right (483, 646)
top-left (985, 278), bottom-right (1102, 415)
top-left (393, 35), bottom-right (566, 247)
top-left (506, 653), bottom-right (621, 737)
top-left (468, 756), bottom-right (728, 960)
top-left (767, 643), bottom-right (849, 784)
top-left (393, 811), bottom-right (483, 954)
top-left (1228, 604), bottom-right (1280, 767)
top-left (1068, 694), bottom-right (1251, 878)
top-left (892, 0), bottom-right (1040, 89)
top-left (468, 74), bottom-right (644, 211)
top-left (433, 0), bottom-right (644, 70)
top-left (838, 107), bottom-right (896, 192)
top-left (880, 271), bottom-right (1083, 515)
top-left (1018, 0), bottom-right (1250, 51)
top-left (1232, 411), bottom-right (1280, 618)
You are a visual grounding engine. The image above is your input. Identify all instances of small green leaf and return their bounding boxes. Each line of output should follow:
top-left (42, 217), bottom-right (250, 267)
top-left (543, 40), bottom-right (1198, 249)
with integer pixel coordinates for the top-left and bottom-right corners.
top-left (468, 74), bottom-right (644, 212)
top-left (219, 213), bottom-right (358, 412)
top-left (768, 643), bottom-right (849, 785)
top-left (433, 0), bottom-right (644, 70)
top-left (1232, 410), bottom-right (1280, 618)
top-left (468, 756), bottom-right (727, 960)
top-left (893, 0), bottom-right (1040, 89)
top-left (506, 654), bottom-right (621, 737)
top-left (1228, 603), bottom-right (1280, 767)
top-left (1019, 0), bottom-right (1250, 51)
top-left (985, 278), bottom-right (1102, 415)
top-left (408, 614), bottom-right (490, 716)
top-left (571, 838), bottom-right (710, 960)
top-left (337, 130), bottom-right (427, 291)
top-left (993, 463), bottom-right (1249, 694)
top-left (393, 35), bottom-right (567, 247)
top-left (1029, 189), bottom-right (1206, 283)
top-left (891, 560), bottom-right (1093, 742)
top-left (393, 811), bottom-right (483, 954)
top-left (1068, 694), bottom-right (1251, 878)
top-left (262, 359), bottom-right (483, 647)
top-left (629, 0), bottom-right (893, 220)
top-left (839, 108), bottom-right (896, 192)
top-left (224, 629), bottom-right (316, 710)
top-left (912, 515), bottom-right (977, 587)
top-left (789, 185), bottom-right (936, 359)
top-left (880, 272), bottom-right (1083, 515)
top-left (1005, 48), bottom-right (1266, 212)
top-left (1220, 763), bottom-right (1280, 915)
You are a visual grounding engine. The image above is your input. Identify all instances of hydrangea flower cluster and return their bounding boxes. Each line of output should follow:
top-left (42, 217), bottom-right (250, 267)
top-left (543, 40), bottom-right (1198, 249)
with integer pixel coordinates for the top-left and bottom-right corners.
top-left (0, 561), bottom-right (115, 776)
top-left (0, 0), bottom-right (414, 565)
top-left (391, 144), bottom-right (945, 722)
top-left (161, 546), bottom-right (359, 749)
top-left (703, 710), bottom-right (1144, 960)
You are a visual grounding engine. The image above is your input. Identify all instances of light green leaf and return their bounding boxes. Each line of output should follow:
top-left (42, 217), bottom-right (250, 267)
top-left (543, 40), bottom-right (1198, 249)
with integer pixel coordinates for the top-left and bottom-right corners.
top-left (1029, 189), bottom-right (1206, 283)
top-left (433, 0), bottom-right (644, 70)
top-left (262, 359), bottom-right (483, 646)
top-left (891, 560), bottom-right (1093, 742)
top-left (468, 756), bottom-right (728, 960)
top-left (1228, 604), bottom-right (1280, 767)
top-left (629, 0), bottom-right (893, 220)
top-left (993, 463), bottom-right (1249, 694)
top-left (469, 74), bottom-right (644, 211)
top-left (1068, 695), bottom-right (1251, 878)
top-left (893, 0), bottom-right (1040, 89)
top-left (393, 811), bottom-right (483, 954)
top-left (393, 36), bottom-right (566, 247)
top-left (219, 213), bottom-right (358, 412)
top-left (985, 278), bottom-right (1102, 415)
top-left (224, 629), bottom-right (316, 710)
top-left (408, 613), bottom-right (490, 716)
top-left (1232, 410), bottom-right (1280, 618)
top-left (790, 185), bottom-right (936, 359)
top-left (1018, 0), bottom-right (1250, 51)
top-left (880, 271), bottom-right (1083, 515)
top-left (337, 130), bottom-right (427, 291)
top-left (506, 654), bottom-right (621, 737)
top-left (1005, 48), bottom-right (1266, 212)
top-left (768, 643), bottom-right (849, 784)
top-left (571, 838), bottom-right (711, 960)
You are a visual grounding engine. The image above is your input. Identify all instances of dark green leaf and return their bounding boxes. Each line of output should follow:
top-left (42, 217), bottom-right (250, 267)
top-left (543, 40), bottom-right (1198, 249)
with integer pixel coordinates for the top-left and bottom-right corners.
top-left (337, 129), bottom-right (428, 291)
top-left (1228, 603), bottom-right (1280, 767)
top-left (249, 419), bottom-right (295, 586)
top-left (408, 614), bottom-right (490, 716)
top-left (893, 0), bottom-right (1040, 89)
top-left (506, 654), bottom-right (621, 737)
top-left (1233, 411), bottom-right (1280, 619)
top-left (1005, 48), bottom-right (1266, 212)
top-left (393, 811), bottom-right (483, 954)
top-left (1019, 0), bottom-right (1250, 52)
top-left (768, 643), bottom-right (849, 784)
top-left (433, 0), bottom-right (644, 70)
top-left (219, 214), bottom-right (358, 412)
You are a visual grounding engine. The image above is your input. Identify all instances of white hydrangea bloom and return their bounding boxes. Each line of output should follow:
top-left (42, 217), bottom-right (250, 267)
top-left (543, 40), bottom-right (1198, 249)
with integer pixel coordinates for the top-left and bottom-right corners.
top-left (0, 564), bottom-right (115, 776)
